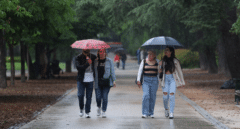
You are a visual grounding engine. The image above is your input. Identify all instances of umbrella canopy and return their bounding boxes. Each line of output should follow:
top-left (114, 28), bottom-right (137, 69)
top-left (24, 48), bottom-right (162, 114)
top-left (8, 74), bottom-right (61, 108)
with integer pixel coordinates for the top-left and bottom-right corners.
top-left (71, 39), bottom-right (110, 49)
top-left (114, 48), bottom-right (126, 55)
top-left (141, 36), bottom-right (184, 50)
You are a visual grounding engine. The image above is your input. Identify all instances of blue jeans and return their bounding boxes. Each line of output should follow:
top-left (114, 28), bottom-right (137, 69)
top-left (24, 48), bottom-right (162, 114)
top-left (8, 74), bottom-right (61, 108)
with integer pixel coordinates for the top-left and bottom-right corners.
top-left (95, 86), bottom-right (111, 112)
top-left (162, 74), bottom-right (176, 114)
top-left (137, 55), bottom-right (140, 65)
top-left (142, 76), bottom-right (159, 116)
top-left (77, 81), bottom-right (93, 113)
top-left (121, 60), bottom-right (126, 69)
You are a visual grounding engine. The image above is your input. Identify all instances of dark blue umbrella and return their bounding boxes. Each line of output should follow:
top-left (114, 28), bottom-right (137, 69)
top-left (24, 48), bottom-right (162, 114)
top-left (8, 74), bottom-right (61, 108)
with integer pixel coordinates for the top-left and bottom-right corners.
top-left (114, 48), bottom-right (126, 55)
top-left (141, 36), bottom-right (184, 50)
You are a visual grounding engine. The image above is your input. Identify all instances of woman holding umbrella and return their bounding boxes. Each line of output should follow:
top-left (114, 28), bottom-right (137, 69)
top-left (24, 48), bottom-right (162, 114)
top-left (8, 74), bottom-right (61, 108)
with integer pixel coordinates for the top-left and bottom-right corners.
top-left (137, 50), bottom-right (159, 118)
top-left (159, 46), bottom-right (185, 119)
top-left (71, 39), bottom-right (111, 118)
top-left (94, 49), bottom-right (116, 118)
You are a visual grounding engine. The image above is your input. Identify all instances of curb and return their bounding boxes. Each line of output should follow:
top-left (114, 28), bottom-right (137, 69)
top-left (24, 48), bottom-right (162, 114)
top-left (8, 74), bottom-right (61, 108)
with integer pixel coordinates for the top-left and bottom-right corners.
top-left (176, 89), bottom-right (230, 129)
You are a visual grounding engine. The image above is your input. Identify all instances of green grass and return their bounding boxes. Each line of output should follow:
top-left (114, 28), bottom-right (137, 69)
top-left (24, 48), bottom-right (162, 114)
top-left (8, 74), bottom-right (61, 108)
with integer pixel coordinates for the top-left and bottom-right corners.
top-left (6, 62), bottom-right (28, 70)
top-left (6, 62), bottom-right (66, 71)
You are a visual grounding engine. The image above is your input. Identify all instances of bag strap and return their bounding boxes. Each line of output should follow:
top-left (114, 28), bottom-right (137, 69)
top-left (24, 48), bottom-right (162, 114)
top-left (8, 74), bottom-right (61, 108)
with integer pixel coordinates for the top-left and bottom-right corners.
top-left (141, 59), bottom-right (146, 76)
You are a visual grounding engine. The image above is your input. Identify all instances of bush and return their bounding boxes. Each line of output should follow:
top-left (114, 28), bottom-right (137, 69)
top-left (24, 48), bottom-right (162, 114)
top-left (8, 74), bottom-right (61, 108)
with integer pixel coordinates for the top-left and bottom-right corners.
top-left (179, 51), bottom-right (199, 68)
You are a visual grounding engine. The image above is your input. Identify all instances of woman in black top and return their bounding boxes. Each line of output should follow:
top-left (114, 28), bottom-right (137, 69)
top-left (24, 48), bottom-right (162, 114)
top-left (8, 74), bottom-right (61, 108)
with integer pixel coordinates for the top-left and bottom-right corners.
top-left (94, 49), bottom-right (116, 118)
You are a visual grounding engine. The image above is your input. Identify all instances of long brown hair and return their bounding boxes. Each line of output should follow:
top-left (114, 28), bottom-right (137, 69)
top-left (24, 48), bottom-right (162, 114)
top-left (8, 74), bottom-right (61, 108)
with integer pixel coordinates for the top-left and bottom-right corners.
top-left (97, 49), bottom-right (107, 59)
top-left (163, 46), bottom-right (176, 73)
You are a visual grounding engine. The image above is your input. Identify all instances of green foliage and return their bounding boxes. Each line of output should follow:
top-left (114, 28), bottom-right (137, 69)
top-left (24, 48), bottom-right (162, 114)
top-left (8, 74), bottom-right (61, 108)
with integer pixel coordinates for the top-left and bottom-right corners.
top-left (231, 1), bottom-right (240, 34)
top-left (0, 0), bottom-right (32, 32)
top-left (180, 51), bottom-right (200, 68)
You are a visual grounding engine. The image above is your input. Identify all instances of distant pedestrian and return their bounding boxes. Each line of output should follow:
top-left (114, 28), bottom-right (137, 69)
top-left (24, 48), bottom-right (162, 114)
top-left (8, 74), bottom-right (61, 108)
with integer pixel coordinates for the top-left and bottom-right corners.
top-left (136, 48), bottom-right (141, 65)
top-left (72, 56), bottom-right (76, 69)
top-left (75, 49), bottom-right (97, 118)
top-left (94, 49), bottom-right (116, 118)
top-left (120, 53), bottom-right (127, 70)
top-left (140, 49), bottom-right (145, 60)
top-left (159, 46), bottom-right (185, 119)
top-left (114, 53), bottom-right (120, 69)
top-left (137, 50), bottom-right (159, 118)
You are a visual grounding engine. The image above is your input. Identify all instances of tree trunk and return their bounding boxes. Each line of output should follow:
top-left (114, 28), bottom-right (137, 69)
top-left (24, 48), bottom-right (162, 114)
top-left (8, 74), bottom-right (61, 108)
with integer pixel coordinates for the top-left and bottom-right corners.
top-left (0, 30), bottom-right (7, 88)
top-left (205, 46), bottom-right (218, 74)
top-left (217, 39), bottom-right (231, 77)
top-left (198, 50), bottom-right (208, 70)
top-left (20, 41), bottom-right (25, 82)
top-left (220, 6), bottom-right (240, 79)
top-left (25, 45), bottom-right (35, 79)
top-left (9, 43), bottom-right (15, 85)
top-left (53, 50), bottom-right (57, 60)
top-left (66, 60), bottom-right (71, 73)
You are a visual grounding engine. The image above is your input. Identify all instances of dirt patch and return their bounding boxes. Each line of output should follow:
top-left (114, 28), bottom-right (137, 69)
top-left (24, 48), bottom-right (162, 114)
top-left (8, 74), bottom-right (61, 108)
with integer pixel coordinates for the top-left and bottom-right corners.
top-left (178, 69), bottom-right (240, 129)
top-left (0, 72), bottom-right (77, 129)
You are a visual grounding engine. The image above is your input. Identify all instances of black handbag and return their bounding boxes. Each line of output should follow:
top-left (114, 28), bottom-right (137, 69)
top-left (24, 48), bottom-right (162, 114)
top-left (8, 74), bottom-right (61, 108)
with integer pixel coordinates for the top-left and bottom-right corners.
top-left (99, 78), bottom-right (110, 87)
top-left (135, 59), bottom-right (145, 85)
top-left (159, 61), bottom-right (164, 79)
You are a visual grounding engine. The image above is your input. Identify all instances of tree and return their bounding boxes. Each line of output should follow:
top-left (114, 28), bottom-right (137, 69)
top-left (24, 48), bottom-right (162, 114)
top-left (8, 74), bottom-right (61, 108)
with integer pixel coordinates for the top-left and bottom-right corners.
top-left (0, 0), bottom-right (31, 87)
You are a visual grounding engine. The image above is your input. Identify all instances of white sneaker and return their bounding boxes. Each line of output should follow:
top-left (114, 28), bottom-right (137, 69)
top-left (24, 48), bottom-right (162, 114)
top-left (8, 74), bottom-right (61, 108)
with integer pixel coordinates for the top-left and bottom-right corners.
top-left (86, 113), bottom-right (91, 118)
top-left (142, 115), bottom-right (147, 118)
top-left (165, 109), bottom-right (169, 117)
top-left (169, 113), bottom-right (174, 119)
top-left (79, 110), bottom-right (84, 117)
top-left (97, 107), bottom-right (101, 116)
top-left (102, 112), bottom-right (106, 118)
top-left (150, 115), bottom-right (154, 118)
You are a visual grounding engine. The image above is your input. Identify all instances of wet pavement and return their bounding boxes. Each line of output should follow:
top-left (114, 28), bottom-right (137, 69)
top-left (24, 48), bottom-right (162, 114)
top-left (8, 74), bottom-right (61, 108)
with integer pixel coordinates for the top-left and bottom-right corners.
top-left (19, 53), bottom-right (219, 129)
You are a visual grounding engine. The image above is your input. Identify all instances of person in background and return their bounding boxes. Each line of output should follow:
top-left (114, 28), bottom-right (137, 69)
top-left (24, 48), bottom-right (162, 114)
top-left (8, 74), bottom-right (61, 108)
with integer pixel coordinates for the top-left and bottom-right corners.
top-left (136, 48), bottom-right (141, 65)
top-left (140, 49), bottom-right (145, 60)
top-left (159, 46), bottom-right (185, 119)
top-left (121, 53), bottom-right (127, 70)
top-left (137, 50), bottom-right (159, 118)
top-left (75, 49), bottom-right (97, 118)
top-left (72, 56), bottom-right (76, 69)
top-left (94, 49), bottom-right (116, 118)
top-left (114, 53), bottom-right (120, 69)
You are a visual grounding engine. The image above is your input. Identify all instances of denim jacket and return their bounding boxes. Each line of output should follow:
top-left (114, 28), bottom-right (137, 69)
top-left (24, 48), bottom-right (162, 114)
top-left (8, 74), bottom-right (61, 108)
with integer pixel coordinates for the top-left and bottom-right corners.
top-left (94, 57), bottom-right (116, 89)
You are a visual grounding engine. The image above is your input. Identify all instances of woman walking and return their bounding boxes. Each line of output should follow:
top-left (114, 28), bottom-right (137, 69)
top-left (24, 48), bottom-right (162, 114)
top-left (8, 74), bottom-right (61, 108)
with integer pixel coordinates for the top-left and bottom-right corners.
top-left (114, 53), bottom-right (120, 69)
top-left (159, 46), bottom-right (185, 119)
top-left (137, 50), bottom-right (159, 118)
top-left (94, 49), bottom-right (116, 118)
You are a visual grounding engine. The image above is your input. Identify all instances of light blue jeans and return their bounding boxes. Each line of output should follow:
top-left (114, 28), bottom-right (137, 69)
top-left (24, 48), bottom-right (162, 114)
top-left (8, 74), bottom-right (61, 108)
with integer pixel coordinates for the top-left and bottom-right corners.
top-left (142, 76), bottom-right (159, 116)
top-left (162, 74), bottom-right (176, 114)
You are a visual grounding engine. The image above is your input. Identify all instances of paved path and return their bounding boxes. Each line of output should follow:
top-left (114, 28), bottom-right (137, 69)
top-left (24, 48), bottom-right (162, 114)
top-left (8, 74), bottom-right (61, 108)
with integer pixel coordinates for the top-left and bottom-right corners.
top-left (19, 53), bottom-right (218, 129)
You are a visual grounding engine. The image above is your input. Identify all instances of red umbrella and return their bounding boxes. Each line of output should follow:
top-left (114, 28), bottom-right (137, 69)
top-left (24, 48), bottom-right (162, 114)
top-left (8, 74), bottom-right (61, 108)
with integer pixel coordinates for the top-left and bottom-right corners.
top-left (71, 39), bottom-right (110, 49)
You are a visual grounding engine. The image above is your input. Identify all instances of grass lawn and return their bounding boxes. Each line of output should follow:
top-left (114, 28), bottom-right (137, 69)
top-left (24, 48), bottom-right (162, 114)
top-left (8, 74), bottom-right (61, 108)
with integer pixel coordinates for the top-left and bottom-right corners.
top-left (6, 62), bottom-right (66, 71)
